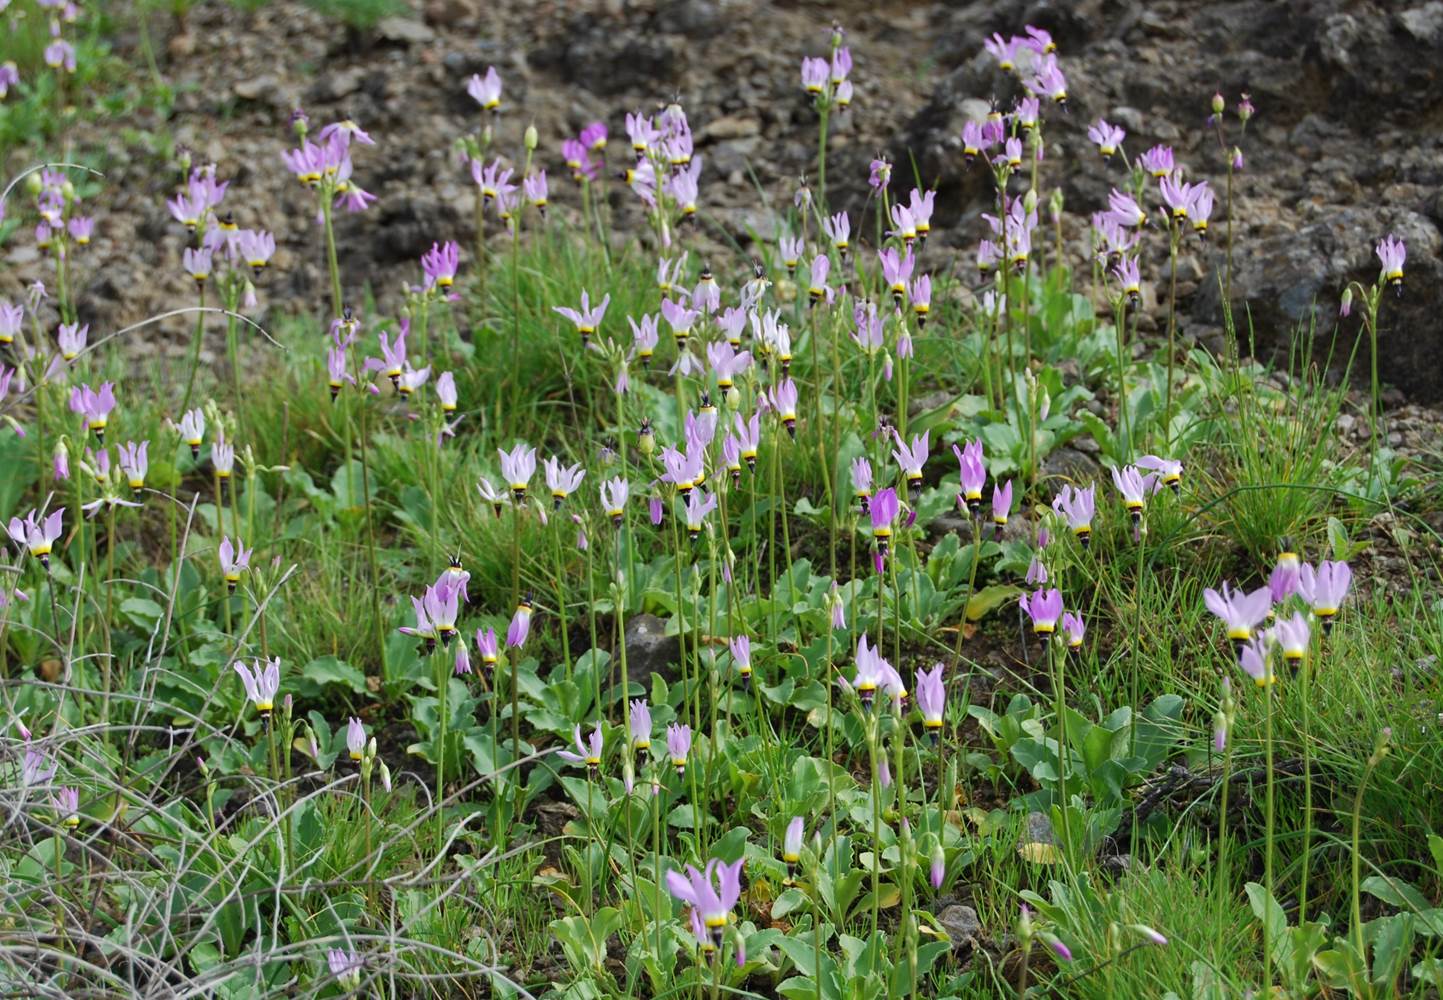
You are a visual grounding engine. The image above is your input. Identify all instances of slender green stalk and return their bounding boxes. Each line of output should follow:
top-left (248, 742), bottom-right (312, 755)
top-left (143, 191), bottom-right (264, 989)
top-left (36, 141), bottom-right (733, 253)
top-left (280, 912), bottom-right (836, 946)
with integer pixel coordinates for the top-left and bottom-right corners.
top-left (435, 644), bottom-right (448, 856)
top-left (1262, 677), bottom-right (1274, 991)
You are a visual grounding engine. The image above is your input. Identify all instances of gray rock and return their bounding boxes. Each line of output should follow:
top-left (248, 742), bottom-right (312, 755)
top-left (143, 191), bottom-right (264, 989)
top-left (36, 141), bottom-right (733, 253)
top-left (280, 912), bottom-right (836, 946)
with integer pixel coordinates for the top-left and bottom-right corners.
top-left (938, 904), bottom-right (982, 952)
top-left (624, 613), bottom-right (681, 687)
top-left (700, 115), bottom-right (761, 142)
top-left (1025, 810), bottom-right (1059, 846)
top-left (376, 17), bottom-right (436, 45)
top-left (1042, 447), bottom-right (1101, 483)
top-left (1399, 3), bottom-right (1443, 44)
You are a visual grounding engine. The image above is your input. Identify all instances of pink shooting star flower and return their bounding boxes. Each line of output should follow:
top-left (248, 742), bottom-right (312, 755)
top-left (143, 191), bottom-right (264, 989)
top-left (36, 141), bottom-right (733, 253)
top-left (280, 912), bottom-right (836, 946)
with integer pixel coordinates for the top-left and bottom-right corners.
top-left (779, 233), bottom-right (805, 274)
top-left (44, 39), bottom-right (76, 73)
top-left (421, 241), bottom-right (460, 290)
top-left (782, 816), bottom-right (805, 867)
top-left (684, 488), bottom-right (717, 542)
top-left (1087, 120), bottom-right (1125, 158)
top-left (1028, 53), bottom-right (1067, 105)
top-left (217, 536), bottom-right (252, 594)
top-left (466, 66), bottom-right (502, 111)
top-left (878, 246), bottom-right (915, 304)
top-left (327, 948), bottom-right (363, 991)
top-left (1376, 234), bottom-right (1406, 289)
top-left (1269, 549), bottom-right (1301, 603)
top-left (729, 635), bottom-right (753, 686)
top-left (668, 158), bottom-right (702, 218)
top-left (234, 656), bottom-right (281, 715)
top-left (801, 56), bottom-right (829, 95)
top-left (870, 486), bottom-right (899, 562)
top-left (69, 382), bottom-right (116, 440)
top-left (626, 110), bottom-right (661, 154)
top-left (954, 439), bottom-right (986, 514)
top-left (211, 429), bottom-right (235, 479)
top-left (806, 253), bottom-right (831, 306)
top-left (1014, 95), bottom-right (1040, 130)
top-left (178, 408), bottom-right (205, 456)
top-left (1106, 189), bottom-right (1146, 229)
top-left (628, 313), bottom-right (660, 368)
top-left (999, 136), bottom-right (1023, 170)
top-left (523, 170), bottom-right (549, 214)
top-left (558, 722), bottom-right (604, 769)
top-left (984, 32), bottom-right (1022, 71)
top-left (667, 857), bottom-right (743, 946)
top-left (734, 411), bottom-right (761, 471)
top-left (661, 297), bottom-right (699, 350)
top-left (890, 202), bottom-right (918, 244)
top-left (1272, 611), bottom-right (1311, 666)
top-left (0, 63), bottom-right (19, 98)
top-left (823, 211), bottom-right (850, 258)
top-left (770, 378), bottom-right (799, 439)
top-left (1237, 639), bottom-right (1275, 687)
top-left (1159, 175), bottom-right (1192, 222)
top-left (1298, 560), bottom-right (1352, 630)
top-left (1111, 464), bottom-right (1156, 531)
top-left (1136, 454), bottom-right (1182, 493)
top-left (629, 699), bottom-right (652, 752)
top-left (395, 365), bottom-right (431, 397)
top-left (869, 156), bottom-right (892, 191)
top-left (1188, 183), bottom-right (1214, 235)
top-left (1114, 255), bottom-right (1142, 304)
top-left (992, 479), bottom-right (1014, 527)
top-left (666, 722), bottom-right (692, 775)
top-left (346, 717), bottom-right (367, 761)
top-left (0, 301), bottom-right (21, 347)
top-left (908, 187), bottom-right (936, 242)
top-left (553, 290), bottom-right (611, 347)
top-left (7, 507), bottom-right (64, 568)
top-left (498, 443), bottom-right (537, 501)
top-left (434, 371), bottom-right (458, 414)
top-left (1061, 611), bottom-right (1086, 653)
top-left (237, 229), bottom-right (275, 274)
top-left (54, 787), bottom-right (80, 831)
top-left (67, 216), bottom-right (93, 245)
top-left (850, 633), bottom-right (892, 710)
top-left (1022, 587), bottom-right (1063, 635)
top-left (182, 246), bottom-right (213, 285)
top-left (600, 477), bottom-right (630, 526)
top-left (910, 274), bottom-right (931, 325)
top-left (580, 121), bottom-right (608, 152)
top-left (916, 662), bottom-right (945, 741)
top-left (1051, 483), bottom-right (1095, 546)
top-left (475, 626), bottom-right (499, 673)
top-left (543, 455), bottom-right (586, 508)
top-left (471, 158), bottom-right (515, 203)
top-left (116, 440), bottom-right (148, 490)
top-left (892, 430), bottom-right (929, 499)
top-left (57, 322), bottom-right (87, 361)
top-left (1203, 581), bottom-right (1273, 645)
top-left (507, 595), bottom-right (534, 649)
top-left (1139, 145), bottom-right (1174, 178)
top-left (851, 456), bottom-right (874, 514)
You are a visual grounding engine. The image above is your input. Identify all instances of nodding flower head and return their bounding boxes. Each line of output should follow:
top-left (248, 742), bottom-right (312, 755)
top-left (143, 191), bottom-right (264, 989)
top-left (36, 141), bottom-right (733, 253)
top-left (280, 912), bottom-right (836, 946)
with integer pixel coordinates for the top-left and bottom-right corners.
top-left (69, 381), bottom-right (116, 438)
top-left (771, 378), bottom-right (799, 438)
top-left (666, 856), bottom-right (743, 943)
top-left (1022, 587), bottom-right (1063, 634)
top-left (238, 229), bottom-right (275, 273)
top-left (1139, 145), bottom-right (1174, 178)
top-left (54, 787), bottom-right (80, 830)
top-left (1238, 639), bottom-right (1275, 687)
top-left (466, 65), bottom-right (502, 111)
top-left (553, 289), bottom-right (611, 345)
top-left (474, 626), bottom-right (499, 671)
top-left (991, 479), bottom-right (1014, 527)
top-left (661, 296), bottom-right (699, 348)
top-left (1086, 119), bottom-right (1125, 158)
top-left (7, 507), bottom-right (64, 567)
top-left (1298, 560), bottom-right (1352, 628)
top-left (117, 440), bottom-right (149, 490)
top-left (953, 439), bottom-right (986, 511)
top-left (779, 233), bottom-right (804, 273)
top-left (57, 322), bottom-right (88, 361)
top-left (801, 56), bottom-right (829, 95)
top-left (1203, 581), bottom-right (1273, 645)
top-left (629, 313), bottom-right (660, 367)
top-left (878, 246), bottom-right (915, 303)
top-left (1272, 611), bottom-right (1311, 664)
top-left (421, 241), bottom-right (460, 290)
top-left (667, 722), bottom-right (692, 774)
top-left (1269, 548), bottom-right (1301, 603)
top-left (1061, 611), bottom-right (1086, 651)
top-left (851, 456), bottom-right (873, 512)
top-left (851, 633), bottom-right (897, 711)
top-left (685, 488), bottom-right (717, 541)
top-left (1376, 234), bottom-right (1406, 289)
top-left (179, 408), bottom-right (205, 455)
top-left (1136, 454), bottom-right (1182, 493)
top-left (870, 486), bottom-right (899, 554)
top-left (628, 699), bottom-right (652, 752)
top-left (1111, 464), bottom-right (1156, 524)
top-left (498, 443), bottom-right (537, 501)
top-left (910, 274), bottom-right (931, 323)
top-left (916, 662), bottom-right (945, 739)
top-left (824, 211), bottom-right (850, 256)
top-left (892, 430), bottom-right (930, 500)
top-left (558, 722), bottom-right (604, 769)
top-left (729, 635), bottom-right (752, 684)
top-left (543, 455), bottom-right (586, 508)
top-left (1051, 484), bottom-right (1095, 544)
top-left (234, 656), bottom-right (281, 715)
top-left (808, 253), bottom-right (831, 304)
top-left (346, 717), bottom-right (366, 761)
top-left (212, 429), bottom-right (235, 479)
top-left (783, 816), bottom-right (804, 865)
top-left (507, 595), bottom-right (533, 649)
top-left (1106, 188), bottom-right (1146, 229)
top-left (601, 476), bottom-right (630, 526)
top-left (218, 536), bottom-right (253, 592)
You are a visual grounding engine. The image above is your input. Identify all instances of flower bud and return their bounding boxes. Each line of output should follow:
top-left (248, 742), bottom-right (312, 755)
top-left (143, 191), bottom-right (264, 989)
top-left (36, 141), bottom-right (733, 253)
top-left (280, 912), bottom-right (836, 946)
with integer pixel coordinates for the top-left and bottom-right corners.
top-left (1211, 92), bottom-right (1225, 115)
top-left (25, 172), bottom-right (42, 196)
top-left (379, 761), bottom-right (392, 792)
top-left (524, 124), bottom-right (539, 151)
top-left (481, 123), bottom-right (494, 148)
top-left (1339, 287), bottom-right (1354, 318)
top-left (1023, 188), bottom-right (1037, 215)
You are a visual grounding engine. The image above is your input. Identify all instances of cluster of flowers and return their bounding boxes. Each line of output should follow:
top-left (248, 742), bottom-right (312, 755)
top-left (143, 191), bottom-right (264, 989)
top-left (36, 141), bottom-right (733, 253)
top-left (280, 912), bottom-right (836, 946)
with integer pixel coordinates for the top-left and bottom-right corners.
top-left (1205, 555), bottom-right (1353, 686)
top-left (11, 720), bottom-right (81, 834)
top-left (167, 161), bottom-right (276, 305)
top-left (281, 115), bottom-right (378, 215)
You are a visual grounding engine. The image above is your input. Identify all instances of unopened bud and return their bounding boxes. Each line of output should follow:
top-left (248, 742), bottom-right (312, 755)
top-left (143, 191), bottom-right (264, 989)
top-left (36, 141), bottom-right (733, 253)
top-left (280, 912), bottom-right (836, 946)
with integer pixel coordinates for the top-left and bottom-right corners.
top-left (1211, 92), bottom-right (1225, 115)
top-left (379, 761), bottom-right (392, 792)
top-left (524, 124), bottom-right (538, 151)
top-left (1023, 188), bottom-right (1037, 215)
top-left (481, 123), bottom-right (494, 148)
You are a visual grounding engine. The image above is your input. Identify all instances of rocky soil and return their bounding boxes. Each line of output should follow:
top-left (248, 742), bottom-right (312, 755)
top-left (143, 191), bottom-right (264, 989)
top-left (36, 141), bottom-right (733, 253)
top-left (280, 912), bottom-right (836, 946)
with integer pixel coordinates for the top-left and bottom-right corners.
top-left (4, 0), bottom-right (1441, 403)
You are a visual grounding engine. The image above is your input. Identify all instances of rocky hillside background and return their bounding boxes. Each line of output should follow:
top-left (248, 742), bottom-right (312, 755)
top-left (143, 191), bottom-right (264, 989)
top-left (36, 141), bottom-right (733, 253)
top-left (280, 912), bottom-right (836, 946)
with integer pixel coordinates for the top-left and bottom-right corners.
top-left (7, 0), bottom-right (1442, 402)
